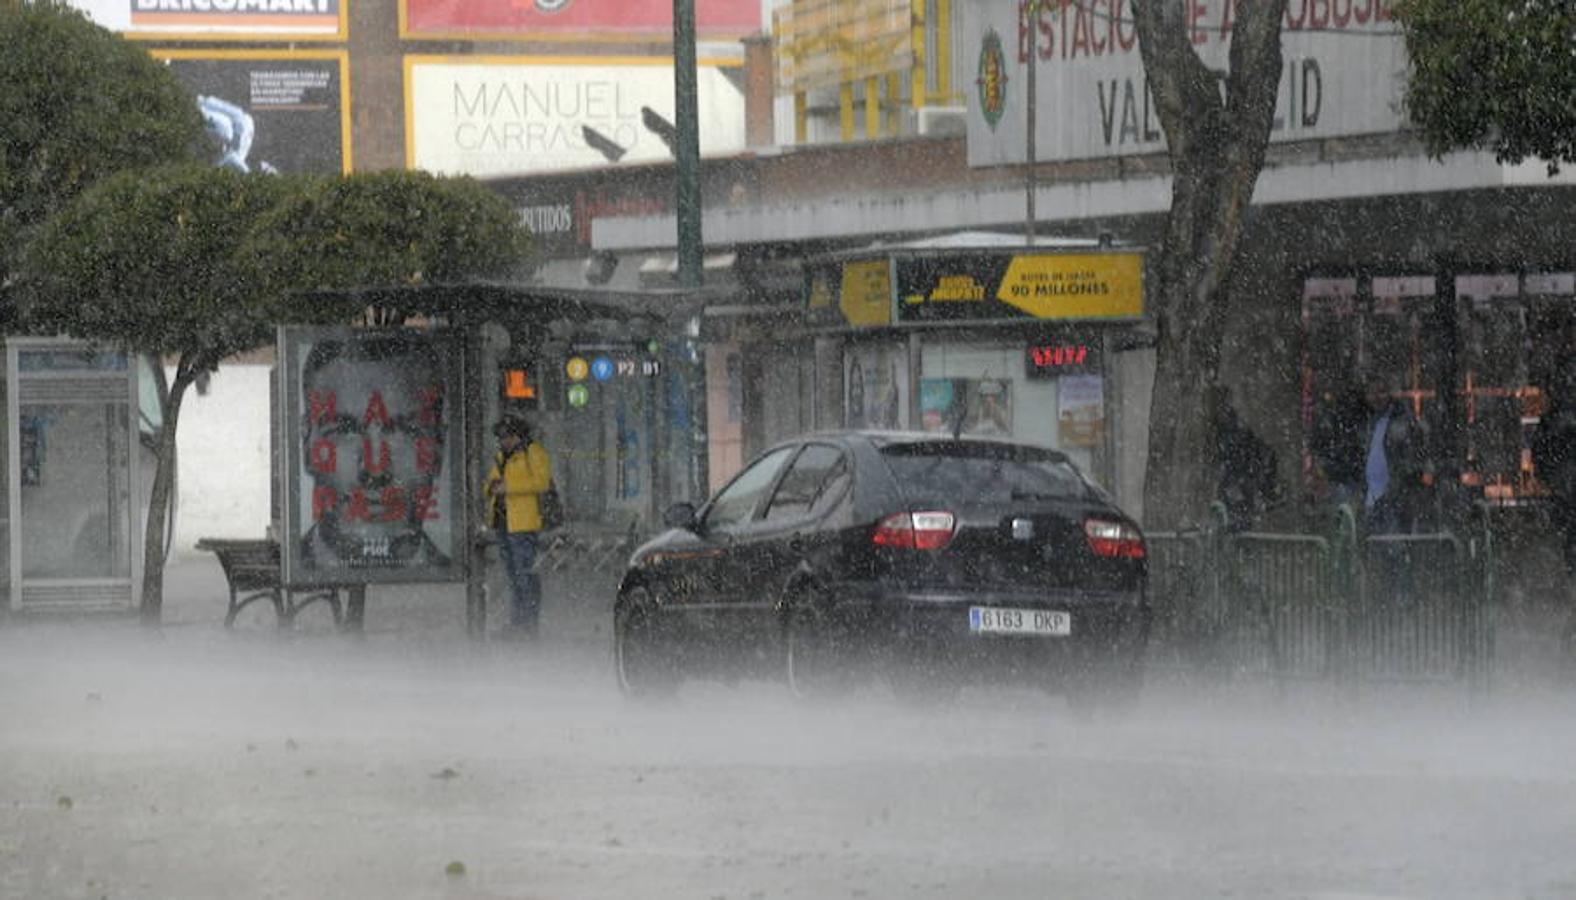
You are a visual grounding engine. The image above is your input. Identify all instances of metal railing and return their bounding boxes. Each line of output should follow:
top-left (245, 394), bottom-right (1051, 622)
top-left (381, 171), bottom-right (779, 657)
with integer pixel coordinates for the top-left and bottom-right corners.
top-left (1147, 504), bottom-right (1494, 687)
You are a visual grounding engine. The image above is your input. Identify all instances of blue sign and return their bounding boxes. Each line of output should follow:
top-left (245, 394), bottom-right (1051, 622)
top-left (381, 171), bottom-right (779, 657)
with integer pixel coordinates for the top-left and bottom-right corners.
top-left (591, 356), bottom-right (614, 382)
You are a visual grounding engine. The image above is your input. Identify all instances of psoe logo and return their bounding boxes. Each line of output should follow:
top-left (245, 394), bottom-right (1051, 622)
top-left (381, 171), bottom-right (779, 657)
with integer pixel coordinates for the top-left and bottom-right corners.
top-left (976, 27), bottom-right (1008, 131)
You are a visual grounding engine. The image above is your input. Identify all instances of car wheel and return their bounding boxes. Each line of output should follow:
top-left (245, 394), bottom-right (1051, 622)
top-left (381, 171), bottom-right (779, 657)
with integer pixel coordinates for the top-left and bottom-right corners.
top-left (614, 587), bottom-right (678, 699)
top-left (784, 591), bottom-right (850, 700)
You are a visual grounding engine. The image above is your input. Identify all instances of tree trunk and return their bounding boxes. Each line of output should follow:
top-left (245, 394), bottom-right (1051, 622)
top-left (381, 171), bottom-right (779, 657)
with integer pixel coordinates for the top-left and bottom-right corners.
top-left (140, 365), bottom-right (192, 626)
top-left (1133, 0), bottom-right (1288, 530)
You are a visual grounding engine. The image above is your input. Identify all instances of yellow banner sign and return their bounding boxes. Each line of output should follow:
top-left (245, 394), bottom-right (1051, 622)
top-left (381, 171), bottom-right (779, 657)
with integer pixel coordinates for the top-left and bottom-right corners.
top-left (997, 253), bottom-right (1144, 320)
top-left (840, 259), bottom-right (893, 326)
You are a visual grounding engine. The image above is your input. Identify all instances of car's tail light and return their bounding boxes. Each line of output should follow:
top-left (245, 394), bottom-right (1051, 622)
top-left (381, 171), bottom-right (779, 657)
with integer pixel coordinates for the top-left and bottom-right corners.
top-left (873, 511), bottom-right (956, 550)
top-left (1084, 518), bottom-right (1146, 559)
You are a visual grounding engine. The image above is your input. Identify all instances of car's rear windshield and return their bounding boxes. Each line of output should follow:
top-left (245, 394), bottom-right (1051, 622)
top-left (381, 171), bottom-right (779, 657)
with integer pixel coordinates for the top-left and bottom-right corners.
top-left (877, 440), bottom-right (1098, 504)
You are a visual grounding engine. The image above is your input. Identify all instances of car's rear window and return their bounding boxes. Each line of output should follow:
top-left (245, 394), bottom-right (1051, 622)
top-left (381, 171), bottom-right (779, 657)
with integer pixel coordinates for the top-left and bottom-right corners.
top-left (877, 441), bottom-right (1098, 504)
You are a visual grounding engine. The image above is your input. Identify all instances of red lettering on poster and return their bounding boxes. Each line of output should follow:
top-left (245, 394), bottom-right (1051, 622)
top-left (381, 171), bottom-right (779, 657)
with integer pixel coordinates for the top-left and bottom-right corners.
top-left (413, 486), bottom-right (440, 522)
top-left (416, 436), bottom-right (441, 475)
top-left (308, 389), bottom-right (336, 426)
top-left (309, 438), bottom-right (337, 474)
top-left (361, 438), bottom-right (391, 476)
top-left (380, 486), bottom-right (408, 522)
top-left (418, 386), bottom-right (441, 427)
top-left (344, 488), bottom-right (372, 522)
top-left (362, 391), bottom-right (391, 428)
top-left (312, 486), bottom-right (338, 521)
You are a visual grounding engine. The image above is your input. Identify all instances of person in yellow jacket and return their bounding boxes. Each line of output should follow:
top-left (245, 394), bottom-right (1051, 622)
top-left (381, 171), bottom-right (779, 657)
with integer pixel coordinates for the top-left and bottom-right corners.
top-left (485, 416), bottom-right (552, 636)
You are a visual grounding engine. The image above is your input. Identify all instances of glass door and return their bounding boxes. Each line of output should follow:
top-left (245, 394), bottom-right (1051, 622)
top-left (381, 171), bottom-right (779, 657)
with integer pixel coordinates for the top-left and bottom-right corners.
top-left (7, 340), bottom-right (140, 612)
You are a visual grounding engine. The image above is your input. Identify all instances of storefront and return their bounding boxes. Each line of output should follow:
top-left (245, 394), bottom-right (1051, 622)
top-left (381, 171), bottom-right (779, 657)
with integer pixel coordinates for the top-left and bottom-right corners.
top-left (1302, 268), bottom-right (1576, 512)
top-left (775, 237), bottom-right (1150, 502)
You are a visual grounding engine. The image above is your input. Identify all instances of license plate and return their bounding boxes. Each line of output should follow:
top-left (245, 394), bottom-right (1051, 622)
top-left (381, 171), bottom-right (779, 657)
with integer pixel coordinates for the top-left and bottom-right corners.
top-left (968, 607), bottom-right (1071, 636)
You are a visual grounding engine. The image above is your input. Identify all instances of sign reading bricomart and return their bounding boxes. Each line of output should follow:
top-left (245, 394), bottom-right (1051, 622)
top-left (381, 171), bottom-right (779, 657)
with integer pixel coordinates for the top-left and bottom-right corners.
top-left (966, 0), bottom-right (1408, 166)
top-left (405, 57), bottom-right (745, 177)
top-left (68, 0), bottom-right (344, 39)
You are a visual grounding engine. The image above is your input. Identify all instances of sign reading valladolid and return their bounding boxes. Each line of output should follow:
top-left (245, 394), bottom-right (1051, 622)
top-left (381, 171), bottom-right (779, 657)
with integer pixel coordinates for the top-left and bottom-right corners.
top-left (966, 0), bottom-right (1409, 166)
top-left (157, 51), bottom-right (350, 175)
top-left (400, 0), bottom-right (756, 40)
top-left (67, 0), bottom-right (343, 38)
top-left (278, 328), bottom-right (467, 587)
top-left (406, 57), bottom-right (745, 177)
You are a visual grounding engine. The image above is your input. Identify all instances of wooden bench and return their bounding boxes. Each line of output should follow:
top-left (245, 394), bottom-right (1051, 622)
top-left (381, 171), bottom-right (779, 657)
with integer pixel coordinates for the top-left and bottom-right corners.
top-left (197, 538), bottom-right (345, 628)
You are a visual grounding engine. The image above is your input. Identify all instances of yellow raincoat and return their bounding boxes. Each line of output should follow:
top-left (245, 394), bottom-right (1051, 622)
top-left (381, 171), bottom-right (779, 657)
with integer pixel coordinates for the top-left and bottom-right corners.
top-left (485, 442), bottom-right (551, 533)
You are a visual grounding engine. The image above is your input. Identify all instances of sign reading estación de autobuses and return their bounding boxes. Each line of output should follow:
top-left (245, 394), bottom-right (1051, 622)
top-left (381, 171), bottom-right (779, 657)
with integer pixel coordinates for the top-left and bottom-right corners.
top-left (965, 0), bottom-right (1408, 166)
top-left (399, 0), bottom-right (757, 41)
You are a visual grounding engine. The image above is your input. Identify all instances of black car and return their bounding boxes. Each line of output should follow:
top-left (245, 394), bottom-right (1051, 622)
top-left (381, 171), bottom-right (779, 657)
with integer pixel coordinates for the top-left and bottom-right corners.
top-left (613, 430), bottom-right (1149, 705)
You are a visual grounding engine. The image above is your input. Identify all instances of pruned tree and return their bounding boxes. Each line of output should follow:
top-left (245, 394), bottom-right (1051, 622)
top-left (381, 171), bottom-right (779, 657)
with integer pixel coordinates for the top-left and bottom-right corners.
top-left (1131, 0), bottom-right (1290, 529)
top-left (18, 166), bottom-right (534, 624)
top-left (246, 170), bottom-right (534, 326)
top-left (1398, 0), bottom-right (1576, 174)
top-left (17, 166), bottom-right (289, 624)
top-left (0, 1), bottom-right (203, 303)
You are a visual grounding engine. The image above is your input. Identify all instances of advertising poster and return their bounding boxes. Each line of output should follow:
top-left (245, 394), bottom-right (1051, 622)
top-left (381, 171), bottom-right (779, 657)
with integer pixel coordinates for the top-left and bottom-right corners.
top-left (157, 51), bottom-right (351, 175)
top-left (844, 345), bottom-right (908, 431)
top-left (964, 0), bottom-right (1408, 167)
top-left (1058, 375), bottom-right (1105, 448)
top-left (405, 57), bottom-right (744, 177)
top-left (399, 0), bottom-right (757, 41)
top-left (920, 378), bottom-right (1013, 437)
top-left (68, 0), bottom-right (345, 40)
top-left (279, 328), bottom-right (466, 586)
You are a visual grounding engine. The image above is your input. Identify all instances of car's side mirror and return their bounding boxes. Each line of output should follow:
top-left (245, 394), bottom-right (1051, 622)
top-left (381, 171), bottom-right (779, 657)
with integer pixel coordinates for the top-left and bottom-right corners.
top-left (663, 501), bottom-right (699, 531)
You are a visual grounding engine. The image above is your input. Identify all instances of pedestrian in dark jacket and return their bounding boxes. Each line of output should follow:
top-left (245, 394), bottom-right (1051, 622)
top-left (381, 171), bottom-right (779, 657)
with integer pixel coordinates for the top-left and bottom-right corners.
top-left (1217, 400), bottom-right (1280, 531)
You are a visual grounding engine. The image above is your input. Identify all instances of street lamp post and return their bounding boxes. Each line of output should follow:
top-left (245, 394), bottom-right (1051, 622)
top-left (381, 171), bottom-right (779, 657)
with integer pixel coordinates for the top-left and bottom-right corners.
top-left (672, 0), bottom-right (708, 501)
top-left (1025, 0), bottom-right (1039, 244)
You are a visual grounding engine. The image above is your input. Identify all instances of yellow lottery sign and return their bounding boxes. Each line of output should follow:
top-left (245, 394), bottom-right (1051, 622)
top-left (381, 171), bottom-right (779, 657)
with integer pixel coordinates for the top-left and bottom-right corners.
top-left (565, 356), bottom-right (589, 382)
top-left (997, 253), bottom-right (1144, 320)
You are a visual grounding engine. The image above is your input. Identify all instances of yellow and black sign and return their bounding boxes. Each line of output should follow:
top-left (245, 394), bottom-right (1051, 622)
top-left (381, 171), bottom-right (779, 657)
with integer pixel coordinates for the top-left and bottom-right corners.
top-left (803, 258), bottom-right (895, 327)
top-left (895, 250), bottom-right (1144, 323)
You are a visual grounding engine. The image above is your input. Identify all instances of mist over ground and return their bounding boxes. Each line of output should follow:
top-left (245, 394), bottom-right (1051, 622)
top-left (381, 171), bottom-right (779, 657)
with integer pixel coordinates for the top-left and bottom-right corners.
top-left (2, 557), bottom-right (1575, 900)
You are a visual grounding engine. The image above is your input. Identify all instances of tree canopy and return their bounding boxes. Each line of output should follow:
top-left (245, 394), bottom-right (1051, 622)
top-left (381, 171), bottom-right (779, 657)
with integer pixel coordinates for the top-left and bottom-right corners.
top-left (245, 170), bottom-right (534, 324)
top-left (1399, 0), bottom-right (1576, 172)
top-left (0, 2), bottom-right (203, 295)
top-left (20, 165), bottom-right (288, 371)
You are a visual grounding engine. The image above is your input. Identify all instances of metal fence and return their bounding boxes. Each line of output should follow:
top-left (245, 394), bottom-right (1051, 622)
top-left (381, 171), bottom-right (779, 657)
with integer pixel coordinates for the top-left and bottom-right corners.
top-left (1148, 505), bottom-right (1494, 687)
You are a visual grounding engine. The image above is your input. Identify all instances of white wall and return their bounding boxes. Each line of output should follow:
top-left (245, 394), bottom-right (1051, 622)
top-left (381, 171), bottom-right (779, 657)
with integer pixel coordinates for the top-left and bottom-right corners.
top-left (171, 364), bottom-right (272, 552)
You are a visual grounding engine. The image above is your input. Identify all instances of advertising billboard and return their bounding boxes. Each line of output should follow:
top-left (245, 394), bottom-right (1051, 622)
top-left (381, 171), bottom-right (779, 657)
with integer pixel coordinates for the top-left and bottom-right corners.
top-left (156, 50), bottom-right (352, 175)
top-left (68, 0), bottom-right (345, 41)
top-left (405, 56), bottom-right (745, 177)
top-left (965, 0), bottom-right (1409, 166)
top-left (279, 328), bottom-right (467, 587)
top-left (399, 0), bottom-right (757, 42)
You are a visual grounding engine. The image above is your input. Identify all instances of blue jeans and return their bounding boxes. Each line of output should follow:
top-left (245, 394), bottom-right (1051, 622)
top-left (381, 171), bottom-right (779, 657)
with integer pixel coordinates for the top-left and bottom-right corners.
top-left (499, 531), bottom-right (541, 631)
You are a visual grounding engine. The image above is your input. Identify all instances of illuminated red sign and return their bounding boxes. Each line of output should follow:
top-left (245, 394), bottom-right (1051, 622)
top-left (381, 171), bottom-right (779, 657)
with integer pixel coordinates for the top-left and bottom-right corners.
top-left (1025, 342), bottom-right (1097, 377)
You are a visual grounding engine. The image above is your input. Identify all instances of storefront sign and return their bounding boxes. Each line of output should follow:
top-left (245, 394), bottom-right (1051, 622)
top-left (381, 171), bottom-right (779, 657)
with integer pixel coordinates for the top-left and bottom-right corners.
top-left (156, 50), bottom-right (350, 174)
top-left (896, 251), bottom-right (1144, 323)
top-left (964, 0), bottom-right (1407, 166)
top-left (1026, 341), bottom-right (1100, 378)
top-left (279, 328), bottom-right (466, 586)
top-left (69, 0), bottom-right (345, 39)
top-left (400, 0), bottom-right (757, 41)
top-left (840, 260), bottom-right (895, 327)
top-left (406, 56), bottom-right (744, 176)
